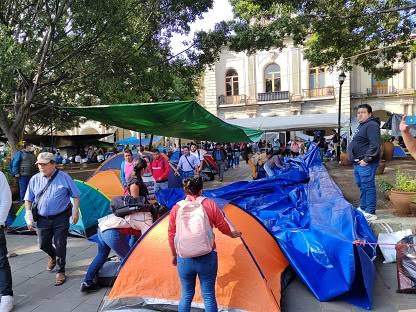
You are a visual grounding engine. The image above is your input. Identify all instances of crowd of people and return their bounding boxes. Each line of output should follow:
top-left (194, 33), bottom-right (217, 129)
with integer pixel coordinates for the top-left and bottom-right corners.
top-left (1, 103), bottom-right (416, 311)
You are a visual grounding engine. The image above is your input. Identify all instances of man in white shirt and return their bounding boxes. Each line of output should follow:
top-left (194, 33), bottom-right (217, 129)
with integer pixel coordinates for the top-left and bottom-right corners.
top-left (0, 171), bottom-right (13, 311)
top-left (190, 143), bottom-right (204, 173)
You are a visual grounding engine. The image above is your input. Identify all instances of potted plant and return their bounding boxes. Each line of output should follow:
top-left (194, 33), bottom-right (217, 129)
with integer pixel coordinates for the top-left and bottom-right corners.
top-left (389, 170), bottom-right (416, 216)
top-left (378, 178), bottom-right (393, 200)
top-left (339, 141), bottom-right (351, 166)
top-left (381, 134), bottom-right (394, 161)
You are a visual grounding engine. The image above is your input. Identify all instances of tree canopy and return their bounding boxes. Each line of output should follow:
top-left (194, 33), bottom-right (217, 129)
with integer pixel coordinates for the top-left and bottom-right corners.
top-left (0, 0), bottom-right (225, 151)
top-left (228, 0), bottom-right (416, 78)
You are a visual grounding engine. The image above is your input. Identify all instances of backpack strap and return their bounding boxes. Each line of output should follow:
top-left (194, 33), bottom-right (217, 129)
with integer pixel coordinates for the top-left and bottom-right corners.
top-left (176, 199), bottom-right (188, 208)
top-left (177, 196), bottom-right (205, 208)
top-left (195, 196), bottom-right (206, 204)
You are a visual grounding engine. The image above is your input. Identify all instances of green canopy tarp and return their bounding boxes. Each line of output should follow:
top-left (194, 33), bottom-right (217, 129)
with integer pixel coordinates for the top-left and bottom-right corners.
top-left (66, 100), bottom-right (262, 142)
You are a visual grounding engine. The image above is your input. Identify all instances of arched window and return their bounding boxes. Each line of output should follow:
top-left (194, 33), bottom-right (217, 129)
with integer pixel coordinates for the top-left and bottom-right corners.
top-left (225, 69), bottom-right (239, 96)
top-left (265, 64), bottom-right (281, 92)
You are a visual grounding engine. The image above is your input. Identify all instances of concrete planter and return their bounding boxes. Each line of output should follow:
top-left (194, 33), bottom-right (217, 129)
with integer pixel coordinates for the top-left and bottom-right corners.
top-left (390, 190), bottom-right (416, 216)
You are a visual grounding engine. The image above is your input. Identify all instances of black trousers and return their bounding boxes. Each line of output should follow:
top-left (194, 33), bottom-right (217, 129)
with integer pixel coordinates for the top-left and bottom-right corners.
top-left (0, 227), bottom-right (13, 296)
top-left (36, 212), bottom-right (70, 273)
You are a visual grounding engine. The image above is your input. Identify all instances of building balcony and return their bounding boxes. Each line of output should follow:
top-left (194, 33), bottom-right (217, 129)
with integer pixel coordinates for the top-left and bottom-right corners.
top-left (217, 95), bottom-right (247, 107)
top-left (303, 86), bottom-right (335, 98)
top-left (366, 86), bottom-right (397, 96)
top-left (351, 87), bottom-right (415, 99)
top-left (257, 91), bottom-right (290, 102)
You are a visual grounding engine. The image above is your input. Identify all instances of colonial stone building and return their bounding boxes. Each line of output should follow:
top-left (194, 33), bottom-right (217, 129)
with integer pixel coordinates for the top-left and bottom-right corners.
top-left (200, 45), bottom-right (415, 125)
top-left (351, 61), bottom-right (416, 117)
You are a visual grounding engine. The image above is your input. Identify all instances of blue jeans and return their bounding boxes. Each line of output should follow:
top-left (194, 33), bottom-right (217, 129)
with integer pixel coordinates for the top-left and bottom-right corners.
top-left (18, 175), bottom-right (31, 202)
top-left (180, 171), bottom-right (194, 180)
top-left (227, 157), bottom-right (234, 168)
top-left (177, 251), bottom-right (218, 312)
top-left (353, 162), bottom-right (379, 214)
top-left (83, 229), bottom-right (131, 284)
top-left (234, 155), bottom-right (240, 166)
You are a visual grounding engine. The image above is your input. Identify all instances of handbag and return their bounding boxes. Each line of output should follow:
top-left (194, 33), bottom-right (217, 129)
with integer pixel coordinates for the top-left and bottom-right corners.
top-left (31, 169), bottom-right (60, 222)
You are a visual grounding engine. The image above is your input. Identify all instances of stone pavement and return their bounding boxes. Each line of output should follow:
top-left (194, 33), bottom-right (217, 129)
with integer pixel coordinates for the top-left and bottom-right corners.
top-left (5, 161), bottom-right (416, 312)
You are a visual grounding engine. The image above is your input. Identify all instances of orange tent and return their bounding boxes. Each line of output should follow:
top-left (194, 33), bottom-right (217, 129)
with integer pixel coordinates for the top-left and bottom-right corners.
top-left (101, 204), bottom-right (289, 311)
top-left (86, 169), bottom-right (124, 199)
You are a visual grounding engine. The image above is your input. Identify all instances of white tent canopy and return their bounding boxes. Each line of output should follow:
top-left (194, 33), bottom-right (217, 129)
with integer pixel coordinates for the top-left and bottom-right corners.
top-left (225, 113), bottom-right (349, 131)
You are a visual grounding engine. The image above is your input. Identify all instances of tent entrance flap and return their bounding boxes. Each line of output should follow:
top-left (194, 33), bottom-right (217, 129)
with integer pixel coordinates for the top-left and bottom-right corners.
top-left (65, 101), bottom-right (262, 142)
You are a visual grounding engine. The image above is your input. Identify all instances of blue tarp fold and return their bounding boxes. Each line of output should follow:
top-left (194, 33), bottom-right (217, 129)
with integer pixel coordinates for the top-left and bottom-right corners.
top-left (157, 145), bottom-right (376, 309)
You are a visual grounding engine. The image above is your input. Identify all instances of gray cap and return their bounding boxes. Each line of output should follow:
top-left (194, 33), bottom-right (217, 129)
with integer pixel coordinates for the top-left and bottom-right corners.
top-left (35, 152), bottom-right (55, 164)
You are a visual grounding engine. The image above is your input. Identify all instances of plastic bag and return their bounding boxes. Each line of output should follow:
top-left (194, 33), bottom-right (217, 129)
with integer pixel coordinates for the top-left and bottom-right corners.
top-left (396, 235), bottom-right (416, 293)
top-left (378, 225), bottom-right (412, 263)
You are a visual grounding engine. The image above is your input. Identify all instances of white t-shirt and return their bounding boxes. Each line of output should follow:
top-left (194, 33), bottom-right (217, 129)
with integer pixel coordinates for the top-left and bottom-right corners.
top-left (190, 150), bottom-right (204, 162)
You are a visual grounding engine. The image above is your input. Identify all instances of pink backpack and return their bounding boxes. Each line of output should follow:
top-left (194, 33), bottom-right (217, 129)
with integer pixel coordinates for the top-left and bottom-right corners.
top-left (174, 196), bottom-right (215, 258)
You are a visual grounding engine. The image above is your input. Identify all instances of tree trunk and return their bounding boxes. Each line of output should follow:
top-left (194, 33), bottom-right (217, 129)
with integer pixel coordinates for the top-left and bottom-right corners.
top-left (4, 131), bottom-right (20, 156)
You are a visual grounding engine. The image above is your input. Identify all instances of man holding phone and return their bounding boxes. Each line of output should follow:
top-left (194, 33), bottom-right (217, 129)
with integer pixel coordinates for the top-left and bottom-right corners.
top-left (400, 115), bottom-right (416, 160)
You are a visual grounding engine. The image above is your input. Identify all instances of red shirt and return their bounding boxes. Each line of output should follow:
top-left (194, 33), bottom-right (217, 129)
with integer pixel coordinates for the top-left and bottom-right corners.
top-left (151, 156), bottom-right (170, 182)
top-left (168, 195), bottom-right (233, 256)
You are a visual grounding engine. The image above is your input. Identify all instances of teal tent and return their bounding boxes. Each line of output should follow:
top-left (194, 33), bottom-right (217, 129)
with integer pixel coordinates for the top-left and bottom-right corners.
top-left (10, 180), bottom-right (111, 237)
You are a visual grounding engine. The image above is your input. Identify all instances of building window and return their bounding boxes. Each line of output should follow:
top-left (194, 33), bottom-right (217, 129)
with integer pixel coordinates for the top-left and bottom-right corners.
top-left (309, 67), bottom-right (326, 89)
top-left (265, 64), bottom-right (281, 92)
top-left (225, 69), bottom-right (239, 96)
top-left (371, 76), bottom-right (388, 94)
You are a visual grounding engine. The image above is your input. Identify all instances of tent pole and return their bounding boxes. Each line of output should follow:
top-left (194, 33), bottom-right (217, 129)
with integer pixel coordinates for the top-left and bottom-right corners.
top-left (139, 133), bottom-right (142, 146)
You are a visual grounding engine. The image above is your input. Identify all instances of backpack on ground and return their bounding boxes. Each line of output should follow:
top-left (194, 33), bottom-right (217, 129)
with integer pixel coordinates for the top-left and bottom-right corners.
top-left (174, 196), bottom-right (214, 258)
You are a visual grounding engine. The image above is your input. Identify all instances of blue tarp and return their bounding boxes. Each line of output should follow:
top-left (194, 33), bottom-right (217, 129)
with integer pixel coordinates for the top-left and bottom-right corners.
top-left (156, 145), bottom-right (377, 309)
top-left (116, 136), bottom-right (162, 146)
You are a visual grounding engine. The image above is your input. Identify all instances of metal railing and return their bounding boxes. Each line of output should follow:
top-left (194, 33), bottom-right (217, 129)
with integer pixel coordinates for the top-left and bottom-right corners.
top-left (257, 91), bottom-right (290, 102)
top-left (367, 86), bottom-right (397, 95)
top-left (303, 86), bottom-right (334, 98)
top-left (217, 94), bottom-right (247, 106)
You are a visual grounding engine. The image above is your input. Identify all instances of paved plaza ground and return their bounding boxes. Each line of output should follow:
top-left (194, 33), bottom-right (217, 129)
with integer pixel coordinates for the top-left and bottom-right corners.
top-left (5, 161), bottom-right (416, 311)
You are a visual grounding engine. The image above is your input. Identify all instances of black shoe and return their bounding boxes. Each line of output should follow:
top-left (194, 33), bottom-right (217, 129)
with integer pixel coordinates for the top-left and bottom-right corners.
top-left (80, 281), bottom-right (100, 293)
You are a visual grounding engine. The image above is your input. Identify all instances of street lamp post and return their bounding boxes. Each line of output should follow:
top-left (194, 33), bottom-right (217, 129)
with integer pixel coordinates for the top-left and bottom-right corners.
top-left (337, 72), bottom-right (346, 162)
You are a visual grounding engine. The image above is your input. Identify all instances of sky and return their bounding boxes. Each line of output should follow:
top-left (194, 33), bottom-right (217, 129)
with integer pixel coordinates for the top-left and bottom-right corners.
top-left (170, 0), bottom-right (234, 55)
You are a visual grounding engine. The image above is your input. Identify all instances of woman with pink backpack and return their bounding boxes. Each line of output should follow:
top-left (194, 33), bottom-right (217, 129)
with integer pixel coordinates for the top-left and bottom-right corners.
top-left (168, 177), bottom-right (241, 312)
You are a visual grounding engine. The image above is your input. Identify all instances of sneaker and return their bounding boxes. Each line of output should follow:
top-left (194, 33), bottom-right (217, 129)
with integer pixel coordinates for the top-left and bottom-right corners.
top-left (80, 281), bottom-right (100, 293)
top-left (356, 207), bottom-right (365, 214)
top-left (364, 213), bottom-right (378, 222)
top-left (0, 295), bottom-right (14, 312)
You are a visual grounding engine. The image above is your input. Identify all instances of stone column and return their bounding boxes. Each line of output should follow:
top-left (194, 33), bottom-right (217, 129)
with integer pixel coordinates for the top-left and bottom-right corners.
top-left (202, 67), bottom-right (218, 116)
